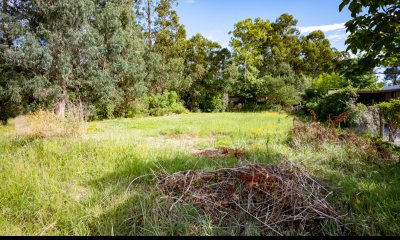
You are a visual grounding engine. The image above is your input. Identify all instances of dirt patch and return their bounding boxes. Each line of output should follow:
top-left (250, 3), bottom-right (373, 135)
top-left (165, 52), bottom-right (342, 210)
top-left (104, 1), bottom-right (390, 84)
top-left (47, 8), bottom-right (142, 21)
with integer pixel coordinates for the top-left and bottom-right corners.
top-left (193, 147), bottom-right (247, 160)
top-left (66, 183), bottom-right (89, 202)
top-left (157, 163), bottom-right (343, 236)
top-left (162, 133), bottom-right (198, 140)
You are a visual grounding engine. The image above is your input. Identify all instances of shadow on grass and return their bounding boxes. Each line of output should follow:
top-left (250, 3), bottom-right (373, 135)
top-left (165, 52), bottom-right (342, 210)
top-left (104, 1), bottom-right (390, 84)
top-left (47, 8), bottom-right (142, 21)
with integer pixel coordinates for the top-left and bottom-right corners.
top-left (84, 152), bottom-right (245, 235)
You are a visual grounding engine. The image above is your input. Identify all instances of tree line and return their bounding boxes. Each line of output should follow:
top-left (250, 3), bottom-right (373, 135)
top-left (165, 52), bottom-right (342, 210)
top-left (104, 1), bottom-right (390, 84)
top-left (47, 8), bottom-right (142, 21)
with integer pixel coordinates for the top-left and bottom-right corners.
top-left (0, 0), bottom-right (396, 122)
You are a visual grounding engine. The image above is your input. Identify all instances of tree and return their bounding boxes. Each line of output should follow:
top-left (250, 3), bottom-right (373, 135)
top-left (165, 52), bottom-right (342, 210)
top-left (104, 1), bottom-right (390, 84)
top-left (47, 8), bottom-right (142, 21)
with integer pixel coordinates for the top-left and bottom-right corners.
top-left (0, 0), bottom-right (26, 122)
top-left (230, 14), bottom-right (339, 105)
top-left (132, 0), bottom-right (156, 48)
top-left (339, 57), bottom-right (380, 89)
top-left (1, 0), bottom-right (146, 120)
top-left (384, 60), bottom-right (400, 86)
top-left (135, 0), bottom-right (189, 95)
top-left (184, 34), bottom-right (238, 112)
top-left (300, 31), bottom-right (336, 78)
top-left (94, 1), bottom-right (147, 118)
top-left (339, 0), bottom-right (400, 68)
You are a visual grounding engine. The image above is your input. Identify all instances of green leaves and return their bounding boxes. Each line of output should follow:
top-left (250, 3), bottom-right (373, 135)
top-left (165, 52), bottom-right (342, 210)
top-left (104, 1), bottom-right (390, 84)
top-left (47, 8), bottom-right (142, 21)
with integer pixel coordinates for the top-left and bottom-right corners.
top-left (183, 33), bottom-right (237, 112)
top-left (0, 0), bottom-right (147, 119)
top-left (339, 0), bottom-right (351, 12)
top-left (379, 99), bottom-right (400, 142)
top-left (339, 0), bottom-right (400, 67)
top-left (229, 14), bottom-right (339, 105)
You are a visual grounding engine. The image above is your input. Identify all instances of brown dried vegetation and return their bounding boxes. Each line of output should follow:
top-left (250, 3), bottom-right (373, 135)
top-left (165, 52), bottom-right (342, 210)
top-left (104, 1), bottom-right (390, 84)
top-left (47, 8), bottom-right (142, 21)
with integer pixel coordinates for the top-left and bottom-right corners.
top-left (194, 147), bottom-right (248, 160)
top-left (290, 118), bottom-right (397, 161)
top-left (157, 163), bottom-right (343, 235)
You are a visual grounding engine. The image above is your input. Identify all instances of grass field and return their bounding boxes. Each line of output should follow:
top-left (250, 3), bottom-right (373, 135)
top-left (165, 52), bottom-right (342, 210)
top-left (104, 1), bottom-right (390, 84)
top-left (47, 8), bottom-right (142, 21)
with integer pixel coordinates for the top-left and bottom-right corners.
top-left (0, 112), bottom-right (399, 236)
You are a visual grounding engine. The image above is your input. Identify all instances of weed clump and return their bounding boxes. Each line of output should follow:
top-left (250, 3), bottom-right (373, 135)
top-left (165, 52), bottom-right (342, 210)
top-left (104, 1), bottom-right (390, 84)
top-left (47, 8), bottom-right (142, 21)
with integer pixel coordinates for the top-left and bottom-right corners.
top-left (13, 109), bottom-right (87, 138)
top-left (289, 119), bottom-right (399, 162)
top-left (289, 120), bottom-right (335, 146)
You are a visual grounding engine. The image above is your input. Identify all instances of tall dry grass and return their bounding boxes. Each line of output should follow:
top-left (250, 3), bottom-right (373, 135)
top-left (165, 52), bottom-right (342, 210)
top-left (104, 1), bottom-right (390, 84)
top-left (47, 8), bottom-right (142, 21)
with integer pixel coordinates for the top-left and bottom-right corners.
top-left (14, 103), bottom-right (88, 138)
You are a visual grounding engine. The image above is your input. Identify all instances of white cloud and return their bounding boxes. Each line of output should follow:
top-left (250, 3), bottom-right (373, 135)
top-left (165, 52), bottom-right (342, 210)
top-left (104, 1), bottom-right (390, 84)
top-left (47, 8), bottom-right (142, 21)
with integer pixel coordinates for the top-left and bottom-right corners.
top-left (327, 31), bottom-right (349, 41)
top-left (299, 23), bottom-right (346, 34)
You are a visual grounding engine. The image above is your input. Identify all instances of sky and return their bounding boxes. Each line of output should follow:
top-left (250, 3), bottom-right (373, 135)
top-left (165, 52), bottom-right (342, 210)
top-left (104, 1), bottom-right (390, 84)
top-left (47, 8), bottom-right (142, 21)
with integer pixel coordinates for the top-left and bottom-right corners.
top-left (176, 0), bottom-right (353, 51)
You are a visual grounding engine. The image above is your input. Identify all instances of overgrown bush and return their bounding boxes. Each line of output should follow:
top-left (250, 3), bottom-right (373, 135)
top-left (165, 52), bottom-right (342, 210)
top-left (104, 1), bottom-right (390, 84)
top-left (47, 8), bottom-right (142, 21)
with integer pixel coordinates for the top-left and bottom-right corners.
top-left (94, 103), bottom-right (116, 120)
top-left (302, 73), bottom-right (348, 113)
top-left (148, 91), bottom-right (189, 117)
top-left (349, 104), bottom-right (380, 135)
top-left (379, 99), bottom-right (400, 142)
top-left (257, 76), bottom-right (301, 107)
top-left (314, 88), bottom-right (358, 122)
top-left (197, 94), bottom-right (228, 113)
top-left (289, 119), bottom-right (397, 161)
top-left (302, 88), bottom-right (326, 111)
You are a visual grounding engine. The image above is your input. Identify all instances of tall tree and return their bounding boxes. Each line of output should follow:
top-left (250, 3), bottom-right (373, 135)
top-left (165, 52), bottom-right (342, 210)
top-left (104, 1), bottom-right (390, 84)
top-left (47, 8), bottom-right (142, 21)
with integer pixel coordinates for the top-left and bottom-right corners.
top-left (184, 34), bottom-right (238, 112)
top-left (0, 0), bottom-right (36, 122)
top-left (300, 30), bottom-right (336, 78)
top-left (384, 60), bottom-right (400, 86)
top-left (230, 14), bottom-right (338, 103)
top-left (136, 0), bottom-right (188, 94)
top-left (133, 0), bottom-right (156, 48)
top-left (1, 0), bottom-right (146, 120)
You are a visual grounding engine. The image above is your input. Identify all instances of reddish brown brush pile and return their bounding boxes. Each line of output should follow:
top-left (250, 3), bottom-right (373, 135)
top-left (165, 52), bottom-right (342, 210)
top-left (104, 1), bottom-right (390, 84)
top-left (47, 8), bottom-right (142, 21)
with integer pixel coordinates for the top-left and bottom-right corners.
top-left (158, 163), bottom-right (342, 235)
top-left (194, 147), bottom-right (247, 160)
top-left (290, 120), bottom-right (336, 145)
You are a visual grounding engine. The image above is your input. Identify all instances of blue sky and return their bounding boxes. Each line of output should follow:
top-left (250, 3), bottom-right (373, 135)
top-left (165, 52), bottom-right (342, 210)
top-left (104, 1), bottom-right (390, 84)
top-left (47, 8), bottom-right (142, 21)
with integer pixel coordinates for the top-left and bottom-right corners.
top-left (176, 0), bottom-right (353, 51)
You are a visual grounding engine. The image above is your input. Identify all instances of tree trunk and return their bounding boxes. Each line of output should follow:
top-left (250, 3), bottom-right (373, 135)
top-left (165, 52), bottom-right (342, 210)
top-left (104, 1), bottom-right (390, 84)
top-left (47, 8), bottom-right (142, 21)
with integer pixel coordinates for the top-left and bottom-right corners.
top-left (147, 0), bottom-right (152, 48)
top-left (223, 93), bottom-right (229, 111)
top-left (1, 0), bottom-right (12, 48)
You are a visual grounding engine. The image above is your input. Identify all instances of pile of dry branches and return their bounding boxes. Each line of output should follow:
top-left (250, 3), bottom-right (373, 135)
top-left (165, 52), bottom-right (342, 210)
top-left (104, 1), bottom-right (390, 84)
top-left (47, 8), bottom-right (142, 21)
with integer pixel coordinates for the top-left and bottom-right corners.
top-left (157, 162), bottom-right (342, 235)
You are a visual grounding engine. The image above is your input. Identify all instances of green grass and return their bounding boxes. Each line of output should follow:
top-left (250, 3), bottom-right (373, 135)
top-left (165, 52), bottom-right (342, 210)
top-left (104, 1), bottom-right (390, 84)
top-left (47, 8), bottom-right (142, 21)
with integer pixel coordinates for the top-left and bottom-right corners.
top-left (0, 112), bottom-right (399, 236)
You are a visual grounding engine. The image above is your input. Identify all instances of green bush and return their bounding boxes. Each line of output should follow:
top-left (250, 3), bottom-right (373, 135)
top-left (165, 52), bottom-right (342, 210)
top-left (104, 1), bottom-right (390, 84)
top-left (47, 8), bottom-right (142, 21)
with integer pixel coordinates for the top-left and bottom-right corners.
top-left (379, 99), bottom-right (400, 142)
top-left (315, 88), bottom-right (358, 122)
top-left (148, 91), bottom-right (189, 117)
top-left (240, 103), bottom-right (283, 113)
top-left (210, 95), bottom-right (227, 113)
top-left (302, 88), bottom-right (326, 108)
top-left (94, 103), bottom-right (115, 120)
top-left (257, 76), bottom-right (301, 107)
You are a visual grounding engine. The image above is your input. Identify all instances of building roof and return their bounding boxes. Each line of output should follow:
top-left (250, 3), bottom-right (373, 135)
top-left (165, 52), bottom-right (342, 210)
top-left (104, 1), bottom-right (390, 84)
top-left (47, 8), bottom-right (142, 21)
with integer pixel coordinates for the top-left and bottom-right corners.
top-left (358, 87), bottom-right (400, 94)
top-left (384, 85), bottom-right (400, 91)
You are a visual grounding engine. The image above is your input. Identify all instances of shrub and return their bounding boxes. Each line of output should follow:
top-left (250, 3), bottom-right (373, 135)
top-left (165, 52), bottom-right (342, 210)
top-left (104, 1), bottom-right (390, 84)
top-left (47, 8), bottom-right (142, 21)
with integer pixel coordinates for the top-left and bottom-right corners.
top-left (148, 91), bottom-right (189, 117)
top-left (94, 103), bottom-right (115, 120)
top-left (258, 76), bottom-right (301, 107)
top-left (314, 73), bottom-right (348, 91)
top-left (289, 119), bottom-right (396, 161)
top-left (379, 99), bottom-right (400, 142)
top-left (199, 95), bottom-right (227, 113)
top-left (315, 88), bottom-right (358, 122)
top-left (302, 88), bottom-right (326, 111)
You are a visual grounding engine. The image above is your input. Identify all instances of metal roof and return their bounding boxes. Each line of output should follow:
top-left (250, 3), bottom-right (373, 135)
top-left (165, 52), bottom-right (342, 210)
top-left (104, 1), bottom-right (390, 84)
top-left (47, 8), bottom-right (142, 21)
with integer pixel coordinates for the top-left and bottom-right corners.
top-left (384, 85), bottom-right (400, 91)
